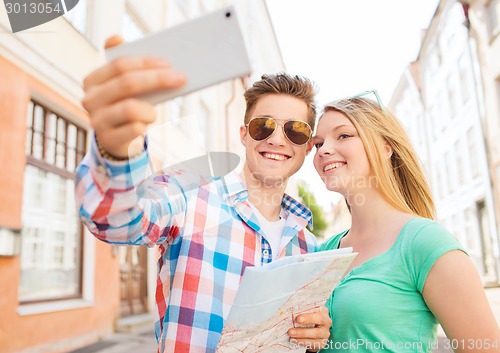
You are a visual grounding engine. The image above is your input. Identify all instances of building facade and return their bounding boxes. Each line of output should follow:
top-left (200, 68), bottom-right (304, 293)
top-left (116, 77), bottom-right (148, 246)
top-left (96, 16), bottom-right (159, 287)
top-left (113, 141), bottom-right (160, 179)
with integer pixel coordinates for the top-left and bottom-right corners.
top-left (389, 0), bottom-right (500, 285)
top-left (0, 1), bottom-right (285, 352)
top-left (464, 0), bottom-right (500, 272)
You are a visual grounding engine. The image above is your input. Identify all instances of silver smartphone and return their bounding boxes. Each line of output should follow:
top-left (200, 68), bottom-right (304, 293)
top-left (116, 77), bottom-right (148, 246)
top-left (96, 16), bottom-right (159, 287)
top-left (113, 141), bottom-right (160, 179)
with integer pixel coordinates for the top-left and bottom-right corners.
top-left (106, 5), bottom-right (252, 104)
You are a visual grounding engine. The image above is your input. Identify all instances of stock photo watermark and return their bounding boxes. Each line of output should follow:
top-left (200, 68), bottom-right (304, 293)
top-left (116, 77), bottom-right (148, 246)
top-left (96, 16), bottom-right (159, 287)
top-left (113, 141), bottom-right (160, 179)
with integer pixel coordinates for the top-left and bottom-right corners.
top-left (3, 0), bottom-right (80, 33)
top-left (290, 338), bottom-right (500, 351)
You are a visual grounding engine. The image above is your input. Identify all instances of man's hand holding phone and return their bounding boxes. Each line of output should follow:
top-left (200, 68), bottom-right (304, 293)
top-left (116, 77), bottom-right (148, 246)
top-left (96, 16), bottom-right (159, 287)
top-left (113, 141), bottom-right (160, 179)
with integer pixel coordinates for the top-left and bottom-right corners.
top-left (81, 6), bottom-right (251, 160)
top-left (82, 36), bottom-right (187, 159)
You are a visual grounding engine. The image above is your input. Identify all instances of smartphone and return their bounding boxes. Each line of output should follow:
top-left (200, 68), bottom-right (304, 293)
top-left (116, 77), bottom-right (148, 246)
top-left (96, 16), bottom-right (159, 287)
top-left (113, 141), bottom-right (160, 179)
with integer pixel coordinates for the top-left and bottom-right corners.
top-left (105, 5), bottom-right (252, 104)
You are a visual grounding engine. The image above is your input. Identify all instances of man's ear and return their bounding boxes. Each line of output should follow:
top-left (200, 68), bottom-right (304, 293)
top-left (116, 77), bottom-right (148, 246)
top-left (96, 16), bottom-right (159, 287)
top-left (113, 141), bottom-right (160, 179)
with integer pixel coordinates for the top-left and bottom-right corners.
top-left (240, 125), bottom-right (247, 146)
top-left (305, 139), bottom-right (314, 155)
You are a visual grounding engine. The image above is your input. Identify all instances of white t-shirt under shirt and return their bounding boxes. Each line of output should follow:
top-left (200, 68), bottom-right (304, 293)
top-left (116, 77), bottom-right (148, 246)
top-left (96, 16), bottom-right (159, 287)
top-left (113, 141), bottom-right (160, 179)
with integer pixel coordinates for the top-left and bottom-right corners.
top-left (249, 203), bottom-right (286, 260)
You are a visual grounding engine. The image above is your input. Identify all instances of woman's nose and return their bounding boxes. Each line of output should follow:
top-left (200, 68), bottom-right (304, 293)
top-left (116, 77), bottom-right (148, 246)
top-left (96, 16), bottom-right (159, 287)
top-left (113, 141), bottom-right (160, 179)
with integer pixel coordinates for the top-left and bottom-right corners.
top-left (317, 141), bottom-right (334, 157)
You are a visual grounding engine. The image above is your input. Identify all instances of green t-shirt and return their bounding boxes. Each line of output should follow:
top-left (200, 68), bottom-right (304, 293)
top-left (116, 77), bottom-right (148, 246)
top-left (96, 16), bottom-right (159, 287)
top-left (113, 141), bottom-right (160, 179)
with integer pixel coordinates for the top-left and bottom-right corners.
top-left (318, 217), bottom-right (465, 353)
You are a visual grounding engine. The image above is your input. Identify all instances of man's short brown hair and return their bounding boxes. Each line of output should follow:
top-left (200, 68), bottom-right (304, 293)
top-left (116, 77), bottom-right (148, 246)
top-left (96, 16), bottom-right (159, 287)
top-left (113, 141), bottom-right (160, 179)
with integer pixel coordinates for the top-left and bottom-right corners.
top-left (243, 73), bottom-right (317, 129)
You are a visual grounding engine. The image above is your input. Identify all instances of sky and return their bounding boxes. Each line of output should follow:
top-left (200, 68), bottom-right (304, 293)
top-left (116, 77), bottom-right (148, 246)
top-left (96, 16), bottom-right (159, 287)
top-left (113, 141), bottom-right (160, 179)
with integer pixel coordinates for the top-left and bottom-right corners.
top-left (265, 0), bottom-right (440, 208)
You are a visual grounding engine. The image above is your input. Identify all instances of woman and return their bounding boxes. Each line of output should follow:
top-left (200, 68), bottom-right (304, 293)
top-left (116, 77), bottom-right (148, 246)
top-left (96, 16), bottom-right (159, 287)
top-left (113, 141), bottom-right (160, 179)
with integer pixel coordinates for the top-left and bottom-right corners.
top-left (313, 94), bottom-right (500, 352)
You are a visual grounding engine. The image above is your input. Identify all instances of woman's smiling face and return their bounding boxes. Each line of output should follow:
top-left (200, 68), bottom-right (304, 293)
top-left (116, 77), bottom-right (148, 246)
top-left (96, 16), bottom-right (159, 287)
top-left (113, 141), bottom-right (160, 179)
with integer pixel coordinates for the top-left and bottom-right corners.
top-left (313, 110), bottom-right (371, 194)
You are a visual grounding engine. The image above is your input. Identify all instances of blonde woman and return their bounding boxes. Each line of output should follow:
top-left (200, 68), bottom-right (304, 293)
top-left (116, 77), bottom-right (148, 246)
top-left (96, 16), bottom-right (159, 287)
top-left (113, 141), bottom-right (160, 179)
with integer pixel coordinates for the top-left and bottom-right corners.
top-left (312, 93), bottom-right (500, 353)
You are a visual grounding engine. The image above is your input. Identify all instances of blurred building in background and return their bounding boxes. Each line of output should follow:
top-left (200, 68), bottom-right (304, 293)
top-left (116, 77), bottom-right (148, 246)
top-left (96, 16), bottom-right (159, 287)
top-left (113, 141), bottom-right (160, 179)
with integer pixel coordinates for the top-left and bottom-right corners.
top-left (389, 0), bottom-right (500, 285)
top-left (464, 0), bottom-right (500, 279)
top-left (0, 0), bottom-right (285, 352)
top-left (1, 0), bottom-right (499, 352)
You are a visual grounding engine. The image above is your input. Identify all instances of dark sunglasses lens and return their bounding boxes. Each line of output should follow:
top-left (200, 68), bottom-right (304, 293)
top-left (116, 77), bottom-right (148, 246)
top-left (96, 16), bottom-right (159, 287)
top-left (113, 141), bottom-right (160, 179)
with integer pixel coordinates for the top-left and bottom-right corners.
top-left (248, 118), bottom-right (276, 141)
top-left (284, 121), bottom-right (311, 145)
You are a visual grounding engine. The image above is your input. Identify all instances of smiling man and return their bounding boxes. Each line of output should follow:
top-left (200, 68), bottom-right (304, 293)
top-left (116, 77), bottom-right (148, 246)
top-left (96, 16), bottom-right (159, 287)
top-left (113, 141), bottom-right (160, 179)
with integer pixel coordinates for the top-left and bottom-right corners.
top-left (75, 37), bottom-right (330, 353)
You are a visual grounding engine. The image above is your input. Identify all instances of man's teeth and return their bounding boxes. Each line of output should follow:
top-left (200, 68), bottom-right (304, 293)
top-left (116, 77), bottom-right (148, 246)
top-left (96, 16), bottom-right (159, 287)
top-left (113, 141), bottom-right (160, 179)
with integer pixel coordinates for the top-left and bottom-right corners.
top-left (262, 152), bottom-right (288, 161)
top-left (324, 162), bottom-right (344, 172)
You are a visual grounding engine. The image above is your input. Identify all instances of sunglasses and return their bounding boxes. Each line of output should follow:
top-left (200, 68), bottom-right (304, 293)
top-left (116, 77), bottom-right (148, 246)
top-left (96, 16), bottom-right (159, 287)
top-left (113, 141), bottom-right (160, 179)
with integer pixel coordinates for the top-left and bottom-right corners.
top-left (354, 89), bottom-right (382, 103)
top-left (354, 89), bottom-right (387, 113)
top-left (246, 116), bottom-right (313, 146)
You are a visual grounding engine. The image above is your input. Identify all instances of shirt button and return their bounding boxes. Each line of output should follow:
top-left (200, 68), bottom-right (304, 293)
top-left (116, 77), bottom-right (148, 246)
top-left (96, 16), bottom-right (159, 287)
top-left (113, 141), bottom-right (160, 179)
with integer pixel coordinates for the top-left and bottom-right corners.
top-left (262, 249), bottom-right (269, 256)
top-left (97, 165), bottom-right (112, 177)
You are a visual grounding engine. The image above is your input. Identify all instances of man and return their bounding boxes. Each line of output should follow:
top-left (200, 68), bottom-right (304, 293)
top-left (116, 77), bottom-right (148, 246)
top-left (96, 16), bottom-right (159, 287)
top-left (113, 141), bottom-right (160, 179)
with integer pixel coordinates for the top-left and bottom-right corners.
top-left (76, 36), bottom-right (330, 353)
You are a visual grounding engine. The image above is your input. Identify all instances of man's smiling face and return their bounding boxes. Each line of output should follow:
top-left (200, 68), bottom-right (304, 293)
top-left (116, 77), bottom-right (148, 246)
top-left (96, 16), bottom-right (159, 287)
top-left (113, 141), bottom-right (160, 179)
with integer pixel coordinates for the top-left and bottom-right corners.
top-left (240, 94), bottom-right (312, 187)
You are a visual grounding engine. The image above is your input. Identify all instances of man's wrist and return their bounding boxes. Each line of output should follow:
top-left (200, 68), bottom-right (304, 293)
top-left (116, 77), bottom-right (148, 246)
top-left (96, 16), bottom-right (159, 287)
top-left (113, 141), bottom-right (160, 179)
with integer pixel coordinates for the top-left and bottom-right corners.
top-left (95, 136), bottom-right (144, 161)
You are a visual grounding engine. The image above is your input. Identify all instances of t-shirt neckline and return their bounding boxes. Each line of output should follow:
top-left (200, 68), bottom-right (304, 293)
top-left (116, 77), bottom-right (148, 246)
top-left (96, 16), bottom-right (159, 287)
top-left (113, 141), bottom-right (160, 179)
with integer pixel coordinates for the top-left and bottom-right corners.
top-left (339, 217), bottom-right (420, 275)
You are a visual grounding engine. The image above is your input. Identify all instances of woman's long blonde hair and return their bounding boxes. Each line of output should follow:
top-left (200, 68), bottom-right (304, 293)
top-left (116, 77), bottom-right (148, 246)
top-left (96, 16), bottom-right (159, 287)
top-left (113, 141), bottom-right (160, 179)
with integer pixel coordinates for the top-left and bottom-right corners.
top-left (322, 97), bottom-right (436, 220)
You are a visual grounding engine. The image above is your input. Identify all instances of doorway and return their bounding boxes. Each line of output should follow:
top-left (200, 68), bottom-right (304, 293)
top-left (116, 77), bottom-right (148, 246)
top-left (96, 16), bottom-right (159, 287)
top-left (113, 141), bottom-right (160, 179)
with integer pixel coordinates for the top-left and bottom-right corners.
top-left (119, 246), bottom-right (148, 317)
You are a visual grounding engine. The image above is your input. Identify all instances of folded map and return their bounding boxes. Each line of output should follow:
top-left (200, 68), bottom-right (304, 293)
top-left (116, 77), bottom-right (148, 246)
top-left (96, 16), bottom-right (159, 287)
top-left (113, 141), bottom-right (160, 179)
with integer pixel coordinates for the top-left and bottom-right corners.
top-left (216, 247), bottom-right (357, 353)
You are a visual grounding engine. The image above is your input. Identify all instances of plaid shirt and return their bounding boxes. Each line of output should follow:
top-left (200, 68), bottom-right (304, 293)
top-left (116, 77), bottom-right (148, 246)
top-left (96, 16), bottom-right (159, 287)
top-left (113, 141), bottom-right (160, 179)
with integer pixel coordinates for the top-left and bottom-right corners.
top-left (75, 140), bottom-right (317, 353)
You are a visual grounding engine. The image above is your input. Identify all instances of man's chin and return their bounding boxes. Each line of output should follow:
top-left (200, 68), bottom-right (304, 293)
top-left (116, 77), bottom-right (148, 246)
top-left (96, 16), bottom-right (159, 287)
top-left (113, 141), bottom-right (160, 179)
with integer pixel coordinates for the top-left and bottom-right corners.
top-left (259, 174), bottom-right (288, 189)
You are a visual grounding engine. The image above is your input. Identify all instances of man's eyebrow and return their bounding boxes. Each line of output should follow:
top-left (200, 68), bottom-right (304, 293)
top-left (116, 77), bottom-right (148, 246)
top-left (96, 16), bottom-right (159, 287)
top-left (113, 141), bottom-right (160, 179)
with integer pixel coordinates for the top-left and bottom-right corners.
top-left (255, 115), bottom-right (298, 122)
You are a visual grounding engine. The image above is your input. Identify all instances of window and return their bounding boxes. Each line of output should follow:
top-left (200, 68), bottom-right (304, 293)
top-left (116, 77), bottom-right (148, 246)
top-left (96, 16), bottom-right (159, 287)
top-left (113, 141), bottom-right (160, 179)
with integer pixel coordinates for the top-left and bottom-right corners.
top-left (447, 73), bottom-right (461, 118)
top-left (25, 100), bottom-right (86, 174)
top-left (437, 27), bottom-right (449, 62)
top-left (439, 89), bottom-right (451, 129)
top-left (452, 213), bottom-right (462, 242)
top-left (464, 208), bottom-right (476, 250)
top-left (487, 0), bottom-right (500, 40)
top-left (496, 165), bottom-right (500, 207)
top-left (428, 104), bottom-right (439, 142)
top-left (496, 77), bottom-right (500, 129)
top-left (19, 99), bottom-right (87, 303)
top-left (476, 200), bottom-right (496, 280)
top-left (458, 55), bottom-right (472, 103)
top-left (467, 127), bottom-right (480, 178)
top-left (123, 8), bottom-right (145, 42)
top-left (433, 163), bottom-right (442, 199)
top-left (455, 140), bottom-right (465, 185)
top-left (169, 97), bottom-right (183, 126)
top-left (64, 0), bottom-right (88, 35)
top-left (197, 101), bottom-right (209, 150)
top-left (176, 0), bottom-right (186, 10)
top-left (444, 150), bottom-right (453, 195)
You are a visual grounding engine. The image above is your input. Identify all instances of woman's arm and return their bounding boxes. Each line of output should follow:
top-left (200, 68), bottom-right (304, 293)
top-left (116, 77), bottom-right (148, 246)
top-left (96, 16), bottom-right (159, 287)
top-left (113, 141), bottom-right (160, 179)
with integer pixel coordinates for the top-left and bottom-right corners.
top-left (423, 250), bottom-right (500, 353)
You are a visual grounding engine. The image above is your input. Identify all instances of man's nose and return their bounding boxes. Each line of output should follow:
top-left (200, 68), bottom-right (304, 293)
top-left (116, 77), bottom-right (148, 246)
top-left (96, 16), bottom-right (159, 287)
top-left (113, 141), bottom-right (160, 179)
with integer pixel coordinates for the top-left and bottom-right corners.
top-left (266, 124), bottom-right (287, 146)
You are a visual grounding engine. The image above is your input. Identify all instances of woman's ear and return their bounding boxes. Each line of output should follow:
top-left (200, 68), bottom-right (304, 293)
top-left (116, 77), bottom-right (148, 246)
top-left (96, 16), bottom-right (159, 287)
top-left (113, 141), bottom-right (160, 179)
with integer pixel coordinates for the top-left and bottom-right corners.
top-left (384, 141), bottom-right (393, 159)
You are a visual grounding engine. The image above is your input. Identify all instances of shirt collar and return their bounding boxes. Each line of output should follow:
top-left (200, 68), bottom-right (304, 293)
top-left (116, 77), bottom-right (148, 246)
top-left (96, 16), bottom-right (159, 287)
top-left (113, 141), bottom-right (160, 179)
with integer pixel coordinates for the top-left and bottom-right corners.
top-left (221, 171), bottom-right (313, 229)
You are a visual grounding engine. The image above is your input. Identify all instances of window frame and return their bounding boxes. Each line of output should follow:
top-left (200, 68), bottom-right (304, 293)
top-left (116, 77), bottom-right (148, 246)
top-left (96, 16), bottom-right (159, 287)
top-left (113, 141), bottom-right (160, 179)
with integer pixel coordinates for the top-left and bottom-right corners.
top-left (20, 97), bottom-right (88, 304)
top-left (487, 0), bottom-right (500, 42)
top-left (122, 5), bottom-right (147, 42)
top-left (63, 0), bottom-right (89, 37)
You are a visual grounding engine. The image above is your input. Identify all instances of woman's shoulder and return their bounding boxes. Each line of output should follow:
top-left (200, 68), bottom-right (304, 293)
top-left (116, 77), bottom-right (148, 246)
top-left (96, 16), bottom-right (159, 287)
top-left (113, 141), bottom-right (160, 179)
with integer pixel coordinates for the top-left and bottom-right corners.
top-left (400, 217), bottom-right (466, 292)
top-left (400, 217), bottom-right (465, 254)
top-left (402, 217), bottom-right (455, 239)
top-left (317, 229), bottom-right (349, 252)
